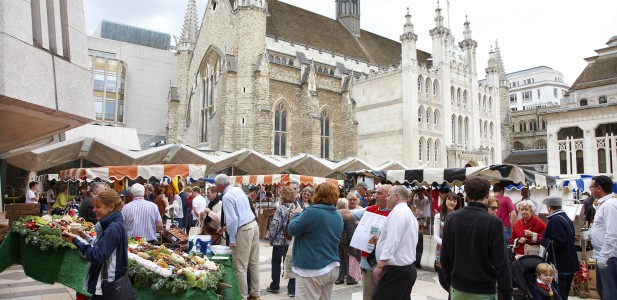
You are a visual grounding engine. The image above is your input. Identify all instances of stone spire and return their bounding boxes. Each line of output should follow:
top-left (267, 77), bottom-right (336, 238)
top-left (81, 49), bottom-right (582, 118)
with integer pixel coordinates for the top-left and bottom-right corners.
top-left (493, 41), bottom-right (508, 87)
top-left (178, 0), bottom-right (198, 52)
top-left (463, 15), bottom-right (471, 40)
top-left (400, 7), bottom-right (418, 64)
top-left (430, 0), bottom-right (450, 66)
top-left (459, 15), bottom-right (477, 71)
top-left (486, 41), bottom-right (507, 87)
top-left (434, 1), bottom-right (445, 29)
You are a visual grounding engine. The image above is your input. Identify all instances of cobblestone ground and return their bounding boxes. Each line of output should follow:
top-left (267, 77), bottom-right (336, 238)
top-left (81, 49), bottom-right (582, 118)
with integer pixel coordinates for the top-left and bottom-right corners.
top-left (0, 240), bottom-right (587, 300)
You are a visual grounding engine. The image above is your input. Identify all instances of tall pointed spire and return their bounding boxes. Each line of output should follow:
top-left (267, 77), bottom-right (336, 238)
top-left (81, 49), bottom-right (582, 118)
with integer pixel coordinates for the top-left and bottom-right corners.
top-left (400, 7), bottom-right (418, 63)
top-left (179, 0), bottom-right (198, 52)
top-left (493, 40), bottom-right (507, 86)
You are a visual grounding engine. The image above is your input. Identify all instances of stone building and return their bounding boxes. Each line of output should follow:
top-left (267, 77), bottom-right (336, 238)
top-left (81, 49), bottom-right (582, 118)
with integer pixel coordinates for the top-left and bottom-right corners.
top-left (544, 35), bottom-right (617, 176)
top-left (353, 8), bottom-right (509, 167)
top-left (167, 0), bottom-right (509, 167)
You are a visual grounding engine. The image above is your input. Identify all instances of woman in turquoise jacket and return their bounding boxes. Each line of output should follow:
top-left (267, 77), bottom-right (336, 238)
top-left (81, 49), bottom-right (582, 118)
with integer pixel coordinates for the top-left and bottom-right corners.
top-left (288, 182), bottom-right (343, 300)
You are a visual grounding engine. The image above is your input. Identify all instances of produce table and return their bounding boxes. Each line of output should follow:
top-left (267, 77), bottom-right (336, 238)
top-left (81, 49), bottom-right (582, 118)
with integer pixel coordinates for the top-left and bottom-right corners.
top-left (0, 232), bottom-right (241, 299)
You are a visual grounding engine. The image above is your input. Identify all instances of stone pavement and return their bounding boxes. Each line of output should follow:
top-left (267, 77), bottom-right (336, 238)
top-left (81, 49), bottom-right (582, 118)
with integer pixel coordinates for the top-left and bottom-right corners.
top-left (0, 240), bottom-right (586, 300)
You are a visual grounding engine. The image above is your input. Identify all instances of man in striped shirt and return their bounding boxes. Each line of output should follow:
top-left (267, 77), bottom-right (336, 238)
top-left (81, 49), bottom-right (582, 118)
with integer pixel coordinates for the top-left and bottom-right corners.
top-left (122, 183), bottom-right (163, 242)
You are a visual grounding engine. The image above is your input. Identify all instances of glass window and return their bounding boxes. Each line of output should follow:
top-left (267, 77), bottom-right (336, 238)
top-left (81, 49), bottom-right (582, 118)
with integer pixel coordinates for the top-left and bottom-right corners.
top-left (93, 71), bottom-right (105, 91)
top-left (104, 101), bottom-right (115, 121)
top-left (427, 140), bottom-right (431, 162)
top-left (559, 151), bottom-right (567, 174)
top-left (418, 139), bottom-right (423, 161)
top-left (434, 141), bottom-right (439, 162)
top-left (107, 60), bottom-right (118, 72)
top-left (598, 149), bottom-right (606, 173)
top-left (274, 103), bottom-right (288, 156)
top-left (576, 150), bottom-right (584, 173)
top-left (106, 74), bottom-right (117, 92)
top-left (94, 58), bottom-right (105, 70)
top-left (320, 110), bottom-right (331, 159)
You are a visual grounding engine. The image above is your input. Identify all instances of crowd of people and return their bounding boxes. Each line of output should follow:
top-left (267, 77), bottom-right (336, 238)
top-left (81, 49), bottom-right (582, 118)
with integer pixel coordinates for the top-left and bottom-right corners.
top-left (24, 173), bottom-right (616, 300)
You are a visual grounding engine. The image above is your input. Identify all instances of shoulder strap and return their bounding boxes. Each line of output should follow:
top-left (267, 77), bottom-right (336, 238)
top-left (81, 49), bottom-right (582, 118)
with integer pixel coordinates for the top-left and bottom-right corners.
top-left (101, 222), bottom-right (126, 281)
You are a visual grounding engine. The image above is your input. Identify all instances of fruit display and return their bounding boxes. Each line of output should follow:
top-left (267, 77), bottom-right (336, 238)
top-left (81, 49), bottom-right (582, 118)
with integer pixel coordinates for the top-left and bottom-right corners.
top-left (11, 215), bottom-right (96, 250)
top-left (127, 239), bottom-right (226, 293)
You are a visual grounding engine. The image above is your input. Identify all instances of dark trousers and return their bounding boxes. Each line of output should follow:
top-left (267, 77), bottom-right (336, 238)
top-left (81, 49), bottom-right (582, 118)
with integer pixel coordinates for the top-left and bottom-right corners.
top-left (372, 264), bottom-right (417, 300)
top-left (597, 257), bottom-right (617, 299)
top-left (269, 245), bottom-right (296, 293)
top-left (415, 234), bottom-right (423, 269)
top-left (557, 273), bottom-right (574, 300)
top-left (337, 245), bottom-right (357, 283)
top-left (434, 263), bottom-right (450, 294)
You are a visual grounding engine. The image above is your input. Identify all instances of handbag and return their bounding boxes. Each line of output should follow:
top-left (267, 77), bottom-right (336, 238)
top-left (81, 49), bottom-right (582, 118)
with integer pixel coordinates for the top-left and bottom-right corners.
top-left (543, 240), bottom-right (559, 283)
top-left (348, 252), bottom-right (362, 281)
top-left (524, 244), bottom-right (540, 256)
top-left (203, 221), bottom-right (222, 245)
top-left (283, 238), bottom-right (296, 279)
top-left (101, 225), bottom-right (136, 300)
top-left (188, 220), bottom-right (203, 236)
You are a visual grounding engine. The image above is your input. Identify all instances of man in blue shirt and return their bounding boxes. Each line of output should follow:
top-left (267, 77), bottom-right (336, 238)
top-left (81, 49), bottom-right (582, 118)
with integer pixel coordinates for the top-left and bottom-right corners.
top-left (355, 182), bottom-right (368, 207)
top-left (215, 174), bottom-right (260, 300)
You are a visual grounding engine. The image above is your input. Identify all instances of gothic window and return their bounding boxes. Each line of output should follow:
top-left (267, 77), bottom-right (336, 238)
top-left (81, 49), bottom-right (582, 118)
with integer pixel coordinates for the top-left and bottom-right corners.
top-left (417, 76), bottom-right (423, 92)
top-left (456, 89), bottom-right (461, 106)
top-left (534, 139), bottom-right (547, 149)
top-left (599, 96), bottom-right (607, 104)
top-left (451, 87), bottom-right (455, 103)
top-left (541, 119), bottom-right (546, 130)
top-left (425, 78), bottom-right (430, 94)
top-left (433, 110), bottom-right (439, 126)
top-left (483, 121), bottom-right (488, 139)
top-left (488, 97), bottom-right (493, 113)
top-left (274, 102), bottom-right (288, 156)
top-left (419, 138), bottom-right (424, 161)
top-left (519, 121), bottom-right (526, 132)
top-left (513, 141), bottom-right (525, 150)
top-left (268, 54), bottom-right (273, 62)
top-left (557, 127), bottom-right (585, 174)
top-left (451, 115), bottom-right (456, 143)
top-left (464, 117), bottom-right (469, 145)
top-left (434, 140), bottom-right (439, 162)
top-left (463, 90), bottom-right (468, 108)
top-left (426, 108), bottom-right (431, 124)
top-left (483, 96), bottom-right (487, 111)
top-left (275, 56), bottom-right (281, 64)
top-left (457, 116), bottom-right (463, 145)
top-left (433, 81), bottom-right (438, 96)
top-left (320, 110), bottom-right (331, 159)
top-left (479, 119), bottom-right (483, 136)
top-left (490, 122), bottom-right (494, 139)
top-left (418, 106), bottom-right (424, 123)
top-left (200, 78), bottom-right (208, 143)
top-left (282, 58), bottom-right (287, 65)
top-left (427, 139), bottom-right (432, 162)
top-left (579, 99), bottom-right (587, 106)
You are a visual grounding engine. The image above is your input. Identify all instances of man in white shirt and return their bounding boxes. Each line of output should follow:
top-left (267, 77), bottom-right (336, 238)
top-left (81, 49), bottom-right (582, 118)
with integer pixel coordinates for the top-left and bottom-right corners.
top-left (26, 181), bottom-right (40, 204)
top-left (372, 185), bottom-right (418, 300)
top-left (589, 175), bottom-right (617, 299)
top-left (191, 187), bottom-right (208, 227)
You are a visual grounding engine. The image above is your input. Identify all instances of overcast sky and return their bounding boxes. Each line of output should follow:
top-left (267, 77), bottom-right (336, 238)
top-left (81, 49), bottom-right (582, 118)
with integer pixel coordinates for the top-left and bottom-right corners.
top-left (84, 0), bottom-right (617, 85)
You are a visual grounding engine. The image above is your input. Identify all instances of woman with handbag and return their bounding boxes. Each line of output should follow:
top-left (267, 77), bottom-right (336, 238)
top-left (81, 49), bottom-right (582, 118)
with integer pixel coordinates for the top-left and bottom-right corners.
top-left (199, 186), bottom-right (225, 245)
top-left (335, 194), bottom-right (359, 285)
top-left (433, 192), bottom-right (461, 294)
top-left (509, 200), bottom-right (546, 255)
top-left (61, 189), bottom-right (134, 300)
top-left (265, 186), bottom-right (296, 297)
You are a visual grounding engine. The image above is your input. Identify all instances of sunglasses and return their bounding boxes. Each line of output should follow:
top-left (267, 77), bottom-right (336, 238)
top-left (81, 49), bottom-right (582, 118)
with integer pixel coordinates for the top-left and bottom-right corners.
top-left (490, 206), bottom-right (499, 210)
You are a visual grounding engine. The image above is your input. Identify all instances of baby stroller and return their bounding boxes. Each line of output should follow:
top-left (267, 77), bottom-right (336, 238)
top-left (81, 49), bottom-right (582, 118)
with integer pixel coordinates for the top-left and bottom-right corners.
top-left (509, 254), bottom-right (562, 300)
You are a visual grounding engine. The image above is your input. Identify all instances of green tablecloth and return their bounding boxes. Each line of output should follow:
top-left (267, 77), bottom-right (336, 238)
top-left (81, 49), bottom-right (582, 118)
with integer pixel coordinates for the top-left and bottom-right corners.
top-left (0, 232), bottom-right (241, 299)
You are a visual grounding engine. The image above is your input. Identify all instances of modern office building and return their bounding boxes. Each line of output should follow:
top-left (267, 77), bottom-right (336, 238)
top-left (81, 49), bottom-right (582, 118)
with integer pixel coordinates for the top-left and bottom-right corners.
top-left (64, 21), bottom-right (177, 150)
top-left (505, 66), bottom-right (569, 111)
top-left (544, 35), bottom-right (617, 176)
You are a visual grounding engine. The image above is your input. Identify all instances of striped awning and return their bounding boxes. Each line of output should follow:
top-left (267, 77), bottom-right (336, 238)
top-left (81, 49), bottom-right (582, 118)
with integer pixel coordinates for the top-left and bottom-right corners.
top-left (346, 164), bottom-right (557, 188)
top-left (227, 174), bottom-right (342, 187)
top-left (556, 174), bottom-right (617, 192)
top-left (59, 164), bottom-right (207, 181)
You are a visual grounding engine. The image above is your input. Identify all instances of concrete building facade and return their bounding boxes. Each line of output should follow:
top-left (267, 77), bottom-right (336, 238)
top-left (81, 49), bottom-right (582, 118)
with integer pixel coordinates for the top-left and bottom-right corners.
top-left (544, 35), bottom-right (617, 176)
top-left (503, 66), bottom-right (569, 112)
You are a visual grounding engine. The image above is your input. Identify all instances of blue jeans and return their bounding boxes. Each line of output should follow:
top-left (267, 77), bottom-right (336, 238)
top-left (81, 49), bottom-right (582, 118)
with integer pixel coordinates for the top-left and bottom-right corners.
top-left (597, 257), bottom-right (617, 300)
top-left (269, 244), bottom-right (296, 294)
top-left (503, 228), bottom-right (512, 246)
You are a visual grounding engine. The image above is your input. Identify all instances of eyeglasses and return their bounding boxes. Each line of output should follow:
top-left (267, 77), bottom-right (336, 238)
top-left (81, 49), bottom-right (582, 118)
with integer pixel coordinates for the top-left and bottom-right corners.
top-left (490, 206), bottom-right (499, 210)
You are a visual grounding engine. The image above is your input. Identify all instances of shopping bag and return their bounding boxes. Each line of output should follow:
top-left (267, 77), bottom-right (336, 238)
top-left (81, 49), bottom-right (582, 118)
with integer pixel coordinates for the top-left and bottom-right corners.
top-left (524, 244), bottom-right (540, 256)
top-left (283, 238), bottom-right (296, 279)
top-left (189, 220), bottom-right (203, 236)
top-left (349, 253), bottom-right (362, 281)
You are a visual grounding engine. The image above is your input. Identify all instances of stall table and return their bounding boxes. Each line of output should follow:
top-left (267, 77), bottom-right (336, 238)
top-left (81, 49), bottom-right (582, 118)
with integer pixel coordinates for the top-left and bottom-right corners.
top-left (0, 232), bottom-right (241, 299)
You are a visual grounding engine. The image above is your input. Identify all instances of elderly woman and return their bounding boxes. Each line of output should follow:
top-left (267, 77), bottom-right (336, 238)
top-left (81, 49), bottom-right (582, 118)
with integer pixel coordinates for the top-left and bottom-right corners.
top-left (265, 186), bottom-right (296, 296)
top-left (509, 200), bottom-right (546, 255)
top-left (288, 182), bottom-right (343, 299)
top-left (335, 196), bottom-right (359, 285)
top-left (296, 186), bottom-right (314, 209)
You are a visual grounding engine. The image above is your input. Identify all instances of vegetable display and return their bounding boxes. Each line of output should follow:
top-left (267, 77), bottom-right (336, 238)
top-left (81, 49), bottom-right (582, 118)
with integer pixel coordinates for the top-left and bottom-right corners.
top-left (11, 215), bottom-right (95, 251)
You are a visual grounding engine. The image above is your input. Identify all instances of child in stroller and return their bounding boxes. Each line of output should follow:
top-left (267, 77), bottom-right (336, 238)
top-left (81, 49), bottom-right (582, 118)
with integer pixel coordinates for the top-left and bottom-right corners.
top-left (509, 254), bottom-right (562, 300)
top-left (532, 263), bottom-right (561, 300)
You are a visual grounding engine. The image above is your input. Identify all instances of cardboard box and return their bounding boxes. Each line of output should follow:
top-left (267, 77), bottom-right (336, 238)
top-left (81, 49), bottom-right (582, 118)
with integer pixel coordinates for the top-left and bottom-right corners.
top-left (587, 262), bottom-right (599, 299)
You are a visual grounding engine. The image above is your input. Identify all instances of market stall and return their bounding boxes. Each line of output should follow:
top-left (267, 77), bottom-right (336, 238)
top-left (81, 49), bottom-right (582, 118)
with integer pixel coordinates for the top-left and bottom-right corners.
top-left (226, 174), bottom-right (343, 239)
top-left (59, 164), bottom-right (207, 182)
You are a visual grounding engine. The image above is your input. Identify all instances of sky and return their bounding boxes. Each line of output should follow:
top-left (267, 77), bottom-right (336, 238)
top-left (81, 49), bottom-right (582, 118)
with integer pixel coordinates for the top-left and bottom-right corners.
top-left (83, 0), bottom-right (617, 85)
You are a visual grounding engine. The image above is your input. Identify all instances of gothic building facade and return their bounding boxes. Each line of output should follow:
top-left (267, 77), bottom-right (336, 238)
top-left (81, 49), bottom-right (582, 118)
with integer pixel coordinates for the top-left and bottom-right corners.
top-left (167, 0), bottom-right (509, 167)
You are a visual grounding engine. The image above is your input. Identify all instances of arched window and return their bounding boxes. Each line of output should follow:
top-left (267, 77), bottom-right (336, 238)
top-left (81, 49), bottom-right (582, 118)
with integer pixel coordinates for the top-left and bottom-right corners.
top-left (456, 88), bottom-right (461, 106)
top-left (427, 139), bottom-right (432, 162)
top-left (519, 121), bottom-right (526, 132)
top-left (483, 121), bottom-right (488, 139)
top-left (541, 119), bottom-right (546, 130)
top-left (418, 106), bottom-right (424, 123)
top-left (599, 96), bottom-right (607, 104)
top-left (450, 86), bottom-right (455, 103)
top-left (434, 110), bottom-right (439, 126)
top-left (479, 119), bottom-right (483, 136)
top-left (426, 108), bottom-right (431, 124)
top-left (483, 96), bottom-right (487, 111)
top-left (488, 97), bottom-right (493, 113)
top-left (463, 90), bottom-right (468, 108)
top-left (320, 109), bottom-right (331, 159)
top-left (490, 122), bottom-right (494, 139)
top-left (433, 80), bottom-right (438, 96)
top-left (419, 138), bottom-right (424, 161)
top-left (534, 139), bottom-right (547, 149)
top-left (451, 115), bottom-right (456, 143)
top-left (458, 116), bottom-right (463, 144)
top-left (464, 117), bottom-right (469, 145)
top-left (434, 140), bottom-right (439, 162)
top-left (513, 141), bottom-right (525, 150)
top-left (425, 78), bottom-right (431, 94)
top-left (557, 127), bottom-right (585, 174)
top-left (580, 99), bottom-right (588, 106)
top-left (200, 78), bottom-right (208, 143)
top-left (274, 102), bottom-right (288, 156)
top-left (417, 76), bottom-right (423, 92)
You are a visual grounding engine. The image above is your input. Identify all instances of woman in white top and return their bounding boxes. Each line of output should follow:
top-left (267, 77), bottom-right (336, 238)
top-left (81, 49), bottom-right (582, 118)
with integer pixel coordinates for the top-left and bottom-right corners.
top-left (433, 192), bottom-right (461, 294)
top-left (200, 186), bottom-right (225, 245)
